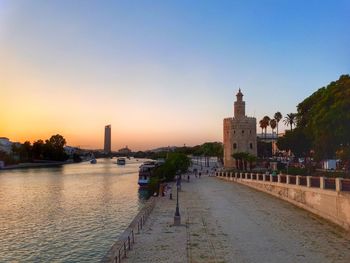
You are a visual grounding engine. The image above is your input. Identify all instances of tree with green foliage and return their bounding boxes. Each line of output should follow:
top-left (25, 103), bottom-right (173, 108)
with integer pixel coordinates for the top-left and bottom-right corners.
top-left (0, 150), bottom-right (17, 165)
top-left (278, 75), bottom-right (350, 162)
top-left (231, 152), bottom-right (241, 169)
top-left (32, 140), bottom-right (44, 159)
top-left (10, 142), bottom-right (32, 162)
top-left (297, 75), bottom-right (350, 160)
top-left (232, 152), bottom-right (245, 170)
top-left (277, 128), bottom-right (312, 157)
top-left (167, 152), bottom-right (191, 174)
top-left (2, 135), bottom-right (69, 165)
top-left (232, 152), bottom-right (257, 170)
top-left (21, 141), bottom-right (32, 161)
top-left (199, 142), bottom-right (223, 167)
top-left (150, 152), bottom-right (191, 195)
top-left (43, 134), bottom-right (68, 161)
top-left (246, 154), bottom-right (257, 171)
top-left (240, 152), bottom-right (250, 171)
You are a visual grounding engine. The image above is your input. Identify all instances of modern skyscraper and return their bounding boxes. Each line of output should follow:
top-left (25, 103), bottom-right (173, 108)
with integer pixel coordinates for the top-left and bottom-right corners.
top-left (104, 125), bottom-right (111, 154)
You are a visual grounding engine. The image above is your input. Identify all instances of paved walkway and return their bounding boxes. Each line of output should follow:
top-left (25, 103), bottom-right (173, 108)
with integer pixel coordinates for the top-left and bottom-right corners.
top-left (126, 172), bottom-right (350, 263)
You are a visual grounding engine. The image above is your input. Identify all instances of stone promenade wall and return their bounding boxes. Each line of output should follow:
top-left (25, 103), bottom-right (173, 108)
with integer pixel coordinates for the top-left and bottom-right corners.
top-left (217, 172), bottom-right (350, 230)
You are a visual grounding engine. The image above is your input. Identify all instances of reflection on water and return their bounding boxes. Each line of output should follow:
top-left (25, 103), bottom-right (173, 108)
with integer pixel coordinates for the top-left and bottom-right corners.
top-left (0, 158), bottom-right (147, 262)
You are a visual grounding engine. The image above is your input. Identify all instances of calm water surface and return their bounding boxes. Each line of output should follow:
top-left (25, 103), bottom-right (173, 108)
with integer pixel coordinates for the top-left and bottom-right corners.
top-left (0, 158), bottom-right (149, 262)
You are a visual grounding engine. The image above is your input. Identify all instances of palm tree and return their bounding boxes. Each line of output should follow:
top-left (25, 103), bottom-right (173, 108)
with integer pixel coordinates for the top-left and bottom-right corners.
top-left (241, 152), bottom-right (250, 171)
top-left (231, 152), bottom-right (241, 170)
top-left (232, 152), bottom-right (247, 170)
top-left (274, 112), bottom-right (282, 135)
top-left (270, 119), bottom-right (277, 134)
top-left (246, 154), bottom-right (257, 171)
top-left (259, 119), bottom-right (266, 135)
top-left (262, 116), bottom-right (270, 138)
top-left (284, 113), bottom-right (297, 131)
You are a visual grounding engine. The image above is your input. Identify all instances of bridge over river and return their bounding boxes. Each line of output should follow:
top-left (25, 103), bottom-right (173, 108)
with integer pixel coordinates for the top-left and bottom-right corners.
top-left (125, 172), bottom-right (350, 263)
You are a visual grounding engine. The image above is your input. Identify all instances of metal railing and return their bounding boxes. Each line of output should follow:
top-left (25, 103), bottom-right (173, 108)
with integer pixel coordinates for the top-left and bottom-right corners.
top-left (325, 178), bottom-right (336, 190)
top-left (299, 176), bottom-right (307, 186)
top-left (101, 197), bottom-right (156, 263)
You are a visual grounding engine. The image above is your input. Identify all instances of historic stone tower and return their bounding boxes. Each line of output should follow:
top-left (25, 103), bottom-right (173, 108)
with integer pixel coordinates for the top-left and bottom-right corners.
top-left (223, 89), bottom-right (257, 168)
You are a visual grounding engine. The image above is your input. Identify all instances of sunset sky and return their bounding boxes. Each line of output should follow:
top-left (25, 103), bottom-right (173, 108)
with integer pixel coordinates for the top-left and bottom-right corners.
top-left (1, 0), bottom-right (349, 150)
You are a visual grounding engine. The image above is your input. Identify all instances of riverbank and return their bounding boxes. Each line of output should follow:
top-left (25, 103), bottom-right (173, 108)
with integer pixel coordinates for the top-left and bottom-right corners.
top-left (124, 171), bottom-right (350, 263)
top-left (0, 160), bottom-right (74, 170)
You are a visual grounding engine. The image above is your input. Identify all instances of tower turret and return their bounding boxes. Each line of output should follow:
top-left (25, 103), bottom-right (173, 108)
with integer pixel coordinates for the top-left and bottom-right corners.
top-left (234, 89), bottom-right (245, 118)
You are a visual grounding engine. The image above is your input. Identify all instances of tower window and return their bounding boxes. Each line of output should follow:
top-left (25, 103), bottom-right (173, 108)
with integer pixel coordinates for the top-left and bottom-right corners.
top-left (242, 130), bottom-right (244, 134)
top-left (250, 130), bottom-right (252, 134)
top-left (233, 143), bottom-right (237, 149)
top-left (233, 130), bottom-right (236, 134)
top-left (250, 143), bottom-right (253, 149)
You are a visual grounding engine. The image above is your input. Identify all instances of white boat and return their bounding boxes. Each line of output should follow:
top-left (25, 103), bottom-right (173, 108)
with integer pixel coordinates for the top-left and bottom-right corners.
top-left (117, 158), bottom-right (126, 165)
top-left (138, 161), bottom-right (157, 187)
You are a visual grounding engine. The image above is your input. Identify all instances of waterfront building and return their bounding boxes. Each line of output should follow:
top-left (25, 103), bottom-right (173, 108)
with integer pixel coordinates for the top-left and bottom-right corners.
top-left (223, 89), bottom-right (257, 168)
top-left (104, 125), bottom-right (111, 154)
top-left (257, 132), bottom-right (284, 155)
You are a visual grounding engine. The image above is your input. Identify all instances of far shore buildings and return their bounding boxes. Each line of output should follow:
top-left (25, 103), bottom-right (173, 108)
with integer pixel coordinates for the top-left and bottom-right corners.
top-left (0, 137), bottom-right (13, 154)
top-left (223, 89), bottom-right (257, 168)
top-left (118, 146), bottom-right (132, 155)
top-left (104, 125), bottom-right (111, 154)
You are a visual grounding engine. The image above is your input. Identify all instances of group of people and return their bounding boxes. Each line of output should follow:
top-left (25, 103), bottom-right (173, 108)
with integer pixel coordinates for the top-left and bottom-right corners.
top-left (186, 165), bottom-right (218, 181)
top-left (162, 164), bottom-right (219, 198)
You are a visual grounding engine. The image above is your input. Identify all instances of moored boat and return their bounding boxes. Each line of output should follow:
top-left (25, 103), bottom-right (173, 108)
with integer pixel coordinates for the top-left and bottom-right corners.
top-left (138, 161), bottom-right (157, 187)
top-left (90, 158), bottom-right (97, 164)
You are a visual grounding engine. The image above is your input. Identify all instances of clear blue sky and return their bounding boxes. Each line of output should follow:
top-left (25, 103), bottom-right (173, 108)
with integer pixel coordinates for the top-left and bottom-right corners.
top-left (1, 0), bottom-right (349, 150)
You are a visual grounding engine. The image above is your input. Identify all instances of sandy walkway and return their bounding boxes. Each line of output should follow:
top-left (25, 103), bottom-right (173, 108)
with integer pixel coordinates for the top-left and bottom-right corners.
top-left (125, 172), bottom-right (350, 263)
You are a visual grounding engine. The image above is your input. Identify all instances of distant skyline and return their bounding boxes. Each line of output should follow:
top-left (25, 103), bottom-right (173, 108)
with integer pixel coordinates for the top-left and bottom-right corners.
top-left (1, 0), bottom-right (349, 150)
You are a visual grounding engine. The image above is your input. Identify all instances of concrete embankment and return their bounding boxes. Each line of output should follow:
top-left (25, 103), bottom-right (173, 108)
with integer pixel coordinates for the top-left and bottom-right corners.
top-left (0, 160), bottom-right (73, 170)
top-left (217, 172), bottom-right (350, 230)
top-left (122, 174), bottom-right (350, 263)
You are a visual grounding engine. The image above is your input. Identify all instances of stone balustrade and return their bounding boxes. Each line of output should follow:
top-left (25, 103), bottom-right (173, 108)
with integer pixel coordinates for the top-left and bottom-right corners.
top-left (215, 171), bottom-right (349, 192)
top-left (215, 171), bottom-right (350, 230)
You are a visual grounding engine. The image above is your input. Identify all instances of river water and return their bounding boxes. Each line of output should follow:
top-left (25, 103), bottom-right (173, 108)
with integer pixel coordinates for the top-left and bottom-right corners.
top-left (0, 158), bottom-right (149, 262)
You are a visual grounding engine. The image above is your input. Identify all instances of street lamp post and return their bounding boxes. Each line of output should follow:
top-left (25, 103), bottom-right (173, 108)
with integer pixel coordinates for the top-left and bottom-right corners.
top-left (174, 176), bottom-right (181, 225)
